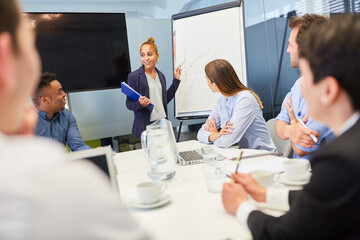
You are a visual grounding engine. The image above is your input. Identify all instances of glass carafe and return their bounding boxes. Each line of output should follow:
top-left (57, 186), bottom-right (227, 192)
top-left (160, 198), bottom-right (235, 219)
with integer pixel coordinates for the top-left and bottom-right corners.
top-left (141, 119), bottom-right (177, 181)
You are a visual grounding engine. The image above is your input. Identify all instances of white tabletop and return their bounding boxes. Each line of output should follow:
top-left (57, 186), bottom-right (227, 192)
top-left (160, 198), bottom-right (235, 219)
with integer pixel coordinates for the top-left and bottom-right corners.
top-left (114, 140), bottom-right (292, 240)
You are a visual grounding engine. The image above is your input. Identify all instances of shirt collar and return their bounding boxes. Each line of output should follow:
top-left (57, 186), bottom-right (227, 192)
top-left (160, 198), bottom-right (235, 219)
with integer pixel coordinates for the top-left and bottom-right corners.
top-left (38, 110), bottom-right (59, 121)
top-left (338, 111), bottom-right (360, 136)
top-left (225, 94), bottom-right (237, 104)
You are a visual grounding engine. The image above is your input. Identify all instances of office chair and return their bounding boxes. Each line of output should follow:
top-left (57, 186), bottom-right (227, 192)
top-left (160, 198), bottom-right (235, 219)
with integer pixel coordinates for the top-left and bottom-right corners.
top-left (266, 118), bottom-right (293, 158)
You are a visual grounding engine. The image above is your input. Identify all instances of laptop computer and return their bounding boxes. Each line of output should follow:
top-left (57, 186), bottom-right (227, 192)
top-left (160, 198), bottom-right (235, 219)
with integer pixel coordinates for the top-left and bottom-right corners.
top-left (67, 146), bottom-right (119, 195)
top-left (178, 148), bottom-right (225, 165)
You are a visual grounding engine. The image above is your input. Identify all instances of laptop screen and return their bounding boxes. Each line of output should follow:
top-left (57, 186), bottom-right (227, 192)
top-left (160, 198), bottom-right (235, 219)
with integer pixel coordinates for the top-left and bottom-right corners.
top-left (66, 146), bottom-right (119, 195)
top-left (84, 154), bottom-right (110, 180)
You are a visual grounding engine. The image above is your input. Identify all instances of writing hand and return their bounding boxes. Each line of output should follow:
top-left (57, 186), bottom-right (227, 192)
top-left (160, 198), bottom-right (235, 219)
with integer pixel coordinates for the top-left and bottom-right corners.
top-left (231, 173), bottom-right (266, 202)
top-left (139, 96), bottom-right (151, 107)
top-left (174, 65), bottom-right (182, 80)
top-left (286, 115), bottom-right (320, 148)
top-left (222, 182), bottom-right (248, 215)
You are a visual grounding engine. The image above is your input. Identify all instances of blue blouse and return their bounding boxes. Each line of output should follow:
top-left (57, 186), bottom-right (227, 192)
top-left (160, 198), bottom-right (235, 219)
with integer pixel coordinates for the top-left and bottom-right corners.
top-left (197, 90), bottom-right (277, 152)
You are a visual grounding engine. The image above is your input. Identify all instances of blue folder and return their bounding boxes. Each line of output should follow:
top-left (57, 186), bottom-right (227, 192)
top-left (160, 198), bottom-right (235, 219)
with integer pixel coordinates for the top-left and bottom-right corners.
top-left (121, 82), bottom-right (154, 112)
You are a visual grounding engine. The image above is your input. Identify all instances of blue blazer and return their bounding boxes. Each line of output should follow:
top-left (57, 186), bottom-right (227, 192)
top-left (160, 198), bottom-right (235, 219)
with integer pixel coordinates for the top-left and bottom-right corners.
top-left (125, 66), bottom-right (180, 138)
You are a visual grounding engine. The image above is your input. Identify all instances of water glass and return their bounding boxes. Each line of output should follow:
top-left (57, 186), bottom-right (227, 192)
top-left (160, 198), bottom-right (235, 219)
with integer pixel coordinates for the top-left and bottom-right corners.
top-left (203, 162), bottom-right (225, 193)
top-left (201, 146), bottom-right (218, 164)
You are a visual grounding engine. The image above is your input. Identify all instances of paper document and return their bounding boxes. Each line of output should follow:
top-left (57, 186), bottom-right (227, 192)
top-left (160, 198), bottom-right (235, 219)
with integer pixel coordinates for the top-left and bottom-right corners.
top-left (121, 82), bottom-right (154, 112)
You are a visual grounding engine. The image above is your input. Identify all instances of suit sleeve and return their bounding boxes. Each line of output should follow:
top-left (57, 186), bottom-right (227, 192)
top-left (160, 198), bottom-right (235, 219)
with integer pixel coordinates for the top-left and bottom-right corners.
top-left (66, 112), bottom-right (91, 151)
top-left (125, 73), bottom-right (143, 112)
top-left (247, 155), bottom-right (359, 240)
top-left (166, 77), bottom-right (181, 104)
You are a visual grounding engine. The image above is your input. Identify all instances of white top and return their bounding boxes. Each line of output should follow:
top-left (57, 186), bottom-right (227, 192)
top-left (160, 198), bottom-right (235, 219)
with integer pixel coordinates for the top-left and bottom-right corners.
top-left (197, 90), bottom-right (276, 152)
top-left (146, 73), bottom-right (166, 121)
top-left (0, 133), bottom-right (148, 240)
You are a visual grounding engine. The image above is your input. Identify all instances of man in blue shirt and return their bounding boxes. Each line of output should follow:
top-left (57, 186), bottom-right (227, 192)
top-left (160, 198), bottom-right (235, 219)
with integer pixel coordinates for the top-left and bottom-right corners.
top-left (32, 72), bottom-right (90, 151)
top-left (275, 14), bottom-right (335, 159)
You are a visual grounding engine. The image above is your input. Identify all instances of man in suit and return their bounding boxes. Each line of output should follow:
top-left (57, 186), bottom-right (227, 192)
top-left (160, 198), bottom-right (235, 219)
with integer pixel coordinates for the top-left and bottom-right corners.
top-left (222, 14), bottom-right (360, 239)
top-left (32, 72), bottom-right (90, 151)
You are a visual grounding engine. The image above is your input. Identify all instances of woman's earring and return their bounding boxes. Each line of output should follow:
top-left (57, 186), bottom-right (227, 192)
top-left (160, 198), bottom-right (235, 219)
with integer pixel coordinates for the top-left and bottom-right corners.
top-left (157, 59), bottom-right (159, 64)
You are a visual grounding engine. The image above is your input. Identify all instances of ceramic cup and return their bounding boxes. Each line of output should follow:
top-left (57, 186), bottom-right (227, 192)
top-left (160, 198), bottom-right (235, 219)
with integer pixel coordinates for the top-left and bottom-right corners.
top-left (283, 159), bottom-right (310, 181)
top-left (249, 170), bottom-right (279, 187)
top-left (136, 182), bottom-right (167, 205)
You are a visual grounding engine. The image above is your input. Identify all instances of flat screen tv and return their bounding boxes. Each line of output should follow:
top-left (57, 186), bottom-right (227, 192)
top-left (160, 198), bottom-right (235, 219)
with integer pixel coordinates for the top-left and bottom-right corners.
top-left (25, 13), bottom-right (131, 92)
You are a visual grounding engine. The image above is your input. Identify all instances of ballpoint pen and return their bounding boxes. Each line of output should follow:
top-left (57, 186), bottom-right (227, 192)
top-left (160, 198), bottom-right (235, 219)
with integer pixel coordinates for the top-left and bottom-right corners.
top-left (228, 150), bottom-right (244, 182)
top-left (235, 149), bottom-right (244, 174)
top-left (297, 118), bottom-right (318, 143)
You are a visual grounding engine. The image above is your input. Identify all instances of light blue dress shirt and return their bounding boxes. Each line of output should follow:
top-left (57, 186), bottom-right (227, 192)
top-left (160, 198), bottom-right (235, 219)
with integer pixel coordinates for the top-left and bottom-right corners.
top-left (197, 90), bottom-right (277, 152)
top-left (276, 78), bottom-right (335, 159)
top-left (35, 109), bottom-right (90, 151)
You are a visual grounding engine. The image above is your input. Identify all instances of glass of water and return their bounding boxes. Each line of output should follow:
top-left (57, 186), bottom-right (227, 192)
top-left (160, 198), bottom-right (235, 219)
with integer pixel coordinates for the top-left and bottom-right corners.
top-left (201, 146), bottom-right (218, 164)
top-left (203, 161), bottom-right (225, 193)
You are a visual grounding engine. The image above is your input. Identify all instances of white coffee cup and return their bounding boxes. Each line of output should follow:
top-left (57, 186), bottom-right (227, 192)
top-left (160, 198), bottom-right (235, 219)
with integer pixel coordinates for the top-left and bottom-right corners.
top-left (250, 170), bottom-right (279, 187)
top-left (283, 159), bottom-right (310, 181)
top-left (136, 182), bottom-right (167, 205)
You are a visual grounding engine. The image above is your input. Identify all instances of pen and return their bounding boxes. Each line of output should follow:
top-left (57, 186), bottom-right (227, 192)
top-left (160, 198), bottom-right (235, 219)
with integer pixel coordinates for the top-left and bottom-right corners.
top-left (230, 150), bottom-right (243, 183)
top-left (297, 118), bottom-right (318, 143)
top-left (234, 149), bottom-right (244, 173)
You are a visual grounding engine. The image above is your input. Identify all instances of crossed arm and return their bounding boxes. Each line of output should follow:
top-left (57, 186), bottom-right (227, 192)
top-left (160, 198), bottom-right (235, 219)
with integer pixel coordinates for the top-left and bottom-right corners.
top-left (204, 117), bottom-right (234, 143)
top-left (276, 96), bottom-right (319, 157)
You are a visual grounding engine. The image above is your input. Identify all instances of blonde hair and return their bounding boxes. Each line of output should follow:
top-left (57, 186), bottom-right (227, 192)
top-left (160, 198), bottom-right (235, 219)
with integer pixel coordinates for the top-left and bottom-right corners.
top-left (140, 37), bottom-right (158, 55)
top-left (205, 59), bottom-right (263, 109)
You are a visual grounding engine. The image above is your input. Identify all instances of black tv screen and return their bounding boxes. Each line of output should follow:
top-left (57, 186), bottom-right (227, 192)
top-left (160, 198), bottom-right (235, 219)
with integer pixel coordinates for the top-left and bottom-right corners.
top-left (26, 13), bottom-right (131, 92)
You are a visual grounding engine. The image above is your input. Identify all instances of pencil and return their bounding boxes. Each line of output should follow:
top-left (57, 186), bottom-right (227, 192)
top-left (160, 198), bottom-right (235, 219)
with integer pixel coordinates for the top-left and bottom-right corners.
top-left (235, 149), bottom-right (244, 173)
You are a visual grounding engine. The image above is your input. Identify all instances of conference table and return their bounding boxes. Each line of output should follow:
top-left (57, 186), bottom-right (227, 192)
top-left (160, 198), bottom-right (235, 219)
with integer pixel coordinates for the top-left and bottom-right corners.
top-left (114, 140), bottom-right (296, 240)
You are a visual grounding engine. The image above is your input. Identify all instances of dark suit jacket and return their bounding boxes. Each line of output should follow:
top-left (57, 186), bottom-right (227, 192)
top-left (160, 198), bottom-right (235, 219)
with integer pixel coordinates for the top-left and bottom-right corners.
top-left (125, 66), bottom-right (180, 138)
top-left (247, 119), bottom-right (360, 240)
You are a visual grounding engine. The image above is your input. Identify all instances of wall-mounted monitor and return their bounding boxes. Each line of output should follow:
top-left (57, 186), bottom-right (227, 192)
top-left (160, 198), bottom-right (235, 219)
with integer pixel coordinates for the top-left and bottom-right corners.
top-left (25, 13), bottom-right (131, 92)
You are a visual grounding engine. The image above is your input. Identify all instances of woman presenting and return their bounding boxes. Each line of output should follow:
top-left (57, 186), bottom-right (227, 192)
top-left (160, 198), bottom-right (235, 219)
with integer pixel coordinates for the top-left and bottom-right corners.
top-left (197, 59), bottom-right (276, 151)
top-left (126, 37), bottom-right (182, 138)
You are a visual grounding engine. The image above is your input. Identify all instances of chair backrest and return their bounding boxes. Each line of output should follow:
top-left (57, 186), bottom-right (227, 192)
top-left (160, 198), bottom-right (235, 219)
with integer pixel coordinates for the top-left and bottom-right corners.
top-left (266, 118), bottom-right (293, 158)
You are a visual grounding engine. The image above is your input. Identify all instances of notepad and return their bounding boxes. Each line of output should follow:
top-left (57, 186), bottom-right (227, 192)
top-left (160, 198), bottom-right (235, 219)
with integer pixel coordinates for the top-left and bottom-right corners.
top-left (121, 82), bottom-right (154, 112)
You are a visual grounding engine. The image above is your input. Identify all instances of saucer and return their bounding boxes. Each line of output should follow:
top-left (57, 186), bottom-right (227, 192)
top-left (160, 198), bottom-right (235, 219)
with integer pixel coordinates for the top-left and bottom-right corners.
top-left (129, 194), bottom-right (171, 209)
top-left (278, 172), bottom-right (311, 186)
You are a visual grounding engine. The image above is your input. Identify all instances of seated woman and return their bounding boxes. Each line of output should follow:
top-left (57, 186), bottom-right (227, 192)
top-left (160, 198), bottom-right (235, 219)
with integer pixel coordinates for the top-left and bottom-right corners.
top-left (197, 59), bottom-right (276, 152)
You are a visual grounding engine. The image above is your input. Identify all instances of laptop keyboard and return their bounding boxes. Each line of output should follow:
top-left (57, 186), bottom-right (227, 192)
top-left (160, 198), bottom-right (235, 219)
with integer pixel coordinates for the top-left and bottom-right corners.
top-left (179, 150), bottom-right (202, 162)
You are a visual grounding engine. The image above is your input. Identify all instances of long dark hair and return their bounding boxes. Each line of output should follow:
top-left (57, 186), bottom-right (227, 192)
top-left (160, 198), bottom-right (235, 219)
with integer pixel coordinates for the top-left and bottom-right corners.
top-left (205, 59), bottom-right (263, 109)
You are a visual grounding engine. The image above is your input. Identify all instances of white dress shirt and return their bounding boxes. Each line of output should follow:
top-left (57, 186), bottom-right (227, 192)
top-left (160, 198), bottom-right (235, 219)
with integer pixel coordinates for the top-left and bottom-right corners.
top-left (0, 133), bottom-right (148, 240)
